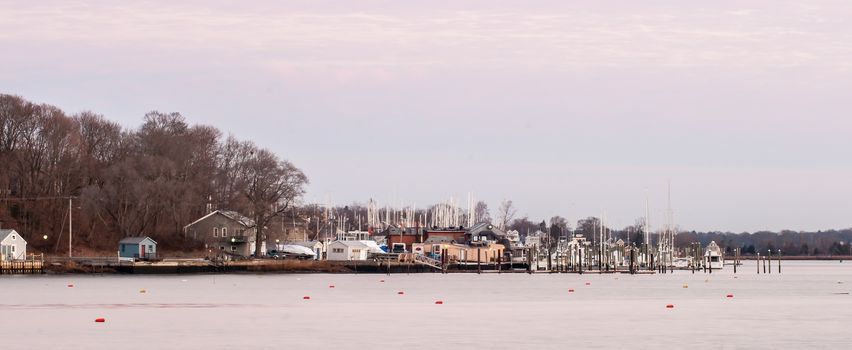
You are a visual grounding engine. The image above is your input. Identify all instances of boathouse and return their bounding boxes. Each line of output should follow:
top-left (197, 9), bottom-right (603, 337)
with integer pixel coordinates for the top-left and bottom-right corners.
top-left (119, 236), bottom-right (158, 259)
top-left (0, 229), bottom-right (26, 261)
top-left (327, 240), bottom-right (370, 261)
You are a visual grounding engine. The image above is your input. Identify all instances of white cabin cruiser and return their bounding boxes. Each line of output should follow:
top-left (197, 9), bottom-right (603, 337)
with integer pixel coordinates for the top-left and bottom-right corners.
top-left (704, 241), bottom-right (724, 269)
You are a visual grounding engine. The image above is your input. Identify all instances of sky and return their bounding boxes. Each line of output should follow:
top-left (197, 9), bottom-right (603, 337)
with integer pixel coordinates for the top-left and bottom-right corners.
top-left (1, 0), bottom-right (851, 233)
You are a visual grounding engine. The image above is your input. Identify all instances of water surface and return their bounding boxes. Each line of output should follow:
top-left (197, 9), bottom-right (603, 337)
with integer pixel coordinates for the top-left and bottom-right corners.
top-left (1, 261), bottom-right (850, 349)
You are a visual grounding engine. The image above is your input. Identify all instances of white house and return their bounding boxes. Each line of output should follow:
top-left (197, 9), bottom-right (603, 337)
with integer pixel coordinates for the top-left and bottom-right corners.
top-left (0, 229), bottom-right (27, 261)
top-left (327, 240), bottom-right (370, 261)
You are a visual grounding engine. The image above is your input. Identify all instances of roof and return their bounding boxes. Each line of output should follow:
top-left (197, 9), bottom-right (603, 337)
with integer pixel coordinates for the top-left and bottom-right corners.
top-left (0, 229), bottom-right (21, 242)
top-left (330, 240), bottom-right (369, 248)
top-left (467, 222), bottom-right (507, 237)
top-left (291, 241), bottom-right (323, 248)
top-left (183, 210), bottom-right (255, 230)
top-left (424, 236), bottom-right (456, 244)
top-left (119, 236), bottom-right (157, 245)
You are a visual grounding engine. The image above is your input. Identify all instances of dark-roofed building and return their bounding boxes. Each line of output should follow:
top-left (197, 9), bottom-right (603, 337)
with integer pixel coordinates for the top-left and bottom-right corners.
top-left (183, 210), bottom-right (262, 257)
top-left (466, 222), bottom-right (511, 247)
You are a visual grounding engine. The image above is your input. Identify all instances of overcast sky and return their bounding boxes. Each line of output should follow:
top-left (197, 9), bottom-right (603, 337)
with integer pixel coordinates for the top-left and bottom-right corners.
top-left (2, 1), bottom-right (851, 232)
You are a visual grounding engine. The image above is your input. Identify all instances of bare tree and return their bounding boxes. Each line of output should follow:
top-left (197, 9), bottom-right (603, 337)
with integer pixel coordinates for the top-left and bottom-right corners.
top-left (474, 201), bottom-right (491, 224)
top-left (236, 146), bottom-right (308, 256)
top-left (549, 215), bottom-right (568, 239)
top-left (496, 199), bottom-right (516, 230)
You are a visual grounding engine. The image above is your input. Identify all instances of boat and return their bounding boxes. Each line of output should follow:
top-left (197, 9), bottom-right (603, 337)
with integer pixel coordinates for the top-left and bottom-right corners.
top-left (672, 256), bottom-right (690, 268)
top-left (703, 241), bottom-right (724, 269)
top-left (276, 245), bottom-right (317, 259)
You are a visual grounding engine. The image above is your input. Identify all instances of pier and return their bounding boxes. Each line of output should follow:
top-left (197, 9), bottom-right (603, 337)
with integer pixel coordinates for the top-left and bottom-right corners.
top-left (0, 254), bottom-right (44, 274)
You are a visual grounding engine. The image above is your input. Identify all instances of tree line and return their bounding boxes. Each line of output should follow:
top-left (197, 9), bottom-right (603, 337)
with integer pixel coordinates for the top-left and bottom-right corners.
top-left (506, 215), bottom-right (852, 256)
top-left (0, 94), bottom-right (307, 255)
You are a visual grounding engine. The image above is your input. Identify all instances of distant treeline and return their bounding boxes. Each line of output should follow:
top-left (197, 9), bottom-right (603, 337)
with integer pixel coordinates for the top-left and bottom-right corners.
top-left (0, 94), bottom-right (307, 254)
top-left (509, 216), bottom-right (852, 256)
top-left (670, 230), bottom-right (852, 256)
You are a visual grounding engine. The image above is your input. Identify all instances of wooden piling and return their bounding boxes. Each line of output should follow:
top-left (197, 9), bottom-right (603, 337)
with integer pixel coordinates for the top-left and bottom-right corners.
top-left (767, 250), bottom-right (772, 274)
top-left (477, 248), bottom-right (481, 274)
top-left (733, 248), bottom-right (737, 274)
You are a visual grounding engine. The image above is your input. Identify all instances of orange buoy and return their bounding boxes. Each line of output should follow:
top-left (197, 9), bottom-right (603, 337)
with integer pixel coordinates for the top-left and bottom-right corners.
top-left (585, 282), bottom-right (591, 286)
top-left (303, 296), bottom-right (311, 300)
top-left (95, 318), bottom-right (105, 323)
top-left (379, 280), bottom-right (385, 283)
top-left (435, 300), bottom-right (443, 305)
top-left (67, 284), bottom-right (74, 288)
top-left (726, 294), bottom-right (734, 298)
top-left (568, 289), bottom-right (575, 293)
top-left (329, 285), bottom-right (335, 288)
top-left (397, 291), bottom-right (404, 295)
top-left (666, 304), bottom-right (674, 309)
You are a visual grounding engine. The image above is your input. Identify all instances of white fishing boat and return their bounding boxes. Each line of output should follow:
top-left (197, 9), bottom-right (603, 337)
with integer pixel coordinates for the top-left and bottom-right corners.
top-left (704, 241), bottom-right (724, 269)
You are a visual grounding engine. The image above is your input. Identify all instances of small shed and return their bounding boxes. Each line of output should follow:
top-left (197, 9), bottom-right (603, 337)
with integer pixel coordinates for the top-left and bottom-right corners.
top-left (327, 240), bottom-right (370, 261)
top-left (119, 236), bottom-right (157, 259)
top-left (0, 229), bottom-right (26, 261)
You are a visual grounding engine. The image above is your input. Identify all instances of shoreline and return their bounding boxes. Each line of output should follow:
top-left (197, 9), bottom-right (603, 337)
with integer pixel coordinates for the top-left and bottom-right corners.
top-left (17, 256), bottom-right (848, 275)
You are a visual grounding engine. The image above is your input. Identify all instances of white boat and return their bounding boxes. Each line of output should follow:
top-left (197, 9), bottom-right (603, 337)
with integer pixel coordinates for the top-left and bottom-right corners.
top-left (704, 241), bottom-right (724, 269)
top-left (672, 256), bottom-right (690, 268)
top-left (278, 245), bottom-right (317, 258)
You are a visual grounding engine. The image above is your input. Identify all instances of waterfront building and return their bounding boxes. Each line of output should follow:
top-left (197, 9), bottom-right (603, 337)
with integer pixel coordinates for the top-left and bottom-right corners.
top-left (118, 236), bottom-right (158, 259)
top-left (183, 210), bottom-right (262, 257)
top-left (327, 240), bottom-right (370, 261)
top-left (0, 229), bottom-right (26, 261)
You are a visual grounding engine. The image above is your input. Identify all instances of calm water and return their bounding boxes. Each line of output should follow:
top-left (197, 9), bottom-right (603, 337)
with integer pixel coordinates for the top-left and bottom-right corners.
top-left (1, 261), bottom-right (850, 349)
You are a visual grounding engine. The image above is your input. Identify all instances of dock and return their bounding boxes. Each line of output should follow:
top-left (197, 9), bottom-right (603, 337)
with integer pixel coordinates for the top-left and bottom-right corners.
top-left (0, 254), bottom-right (44, 274)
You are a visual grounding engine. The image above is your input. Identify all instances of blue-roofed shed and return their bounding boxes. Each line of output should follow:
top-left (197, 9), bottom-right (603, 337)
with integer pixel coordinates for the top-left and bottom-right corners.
top-left (119, 236), bottom-right (157, 259)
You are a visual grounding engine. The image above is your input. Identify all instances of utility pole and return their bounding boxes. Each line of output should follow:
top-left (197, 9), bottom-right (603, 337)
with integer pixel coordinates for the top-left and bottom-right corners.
top-left (68, 197), bottom-right (73, 259)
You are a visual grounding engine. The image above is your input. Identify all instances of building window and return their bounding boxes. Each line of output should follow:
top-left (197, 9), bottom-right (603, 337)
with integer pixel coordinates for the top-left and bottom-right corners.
top-left (11, 246), bottom-right (15, 252)
top-left (11, 235), bottom-right (15, 240)
top-left (222, 228), bottom-right (228, 237)
top-left (332, 248), bottom-right (343, 253)
top-left (121, 244), bottom-right (125, 252)
top-left (214, 228), bottom-right (219, 237)
top-left (219, 246), bottom-right (225, 250)
top-left (231, 246), bottom-right (237, 251)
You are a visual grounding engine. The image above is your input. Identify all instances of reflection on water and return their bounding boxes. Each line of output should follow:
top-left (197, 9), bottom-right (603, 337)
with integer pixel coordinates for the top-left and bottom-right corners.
top-left (0, 261), bottom-right (849, 349)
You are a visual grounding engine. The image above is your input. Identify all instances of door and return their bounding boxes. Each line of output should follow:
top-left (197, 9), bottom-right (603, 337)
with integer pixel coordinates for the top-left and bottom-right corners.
top-left (140, 245), bottom-right (145, 258)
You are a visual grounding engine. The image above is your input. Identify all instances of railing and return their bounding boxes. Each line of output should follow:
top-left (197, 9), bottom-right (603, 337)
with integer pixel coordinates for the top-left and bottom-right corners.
top-left (412, 254), bottom-right (442, 269)
top-left (371, 253), bottom-right (443, 270)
